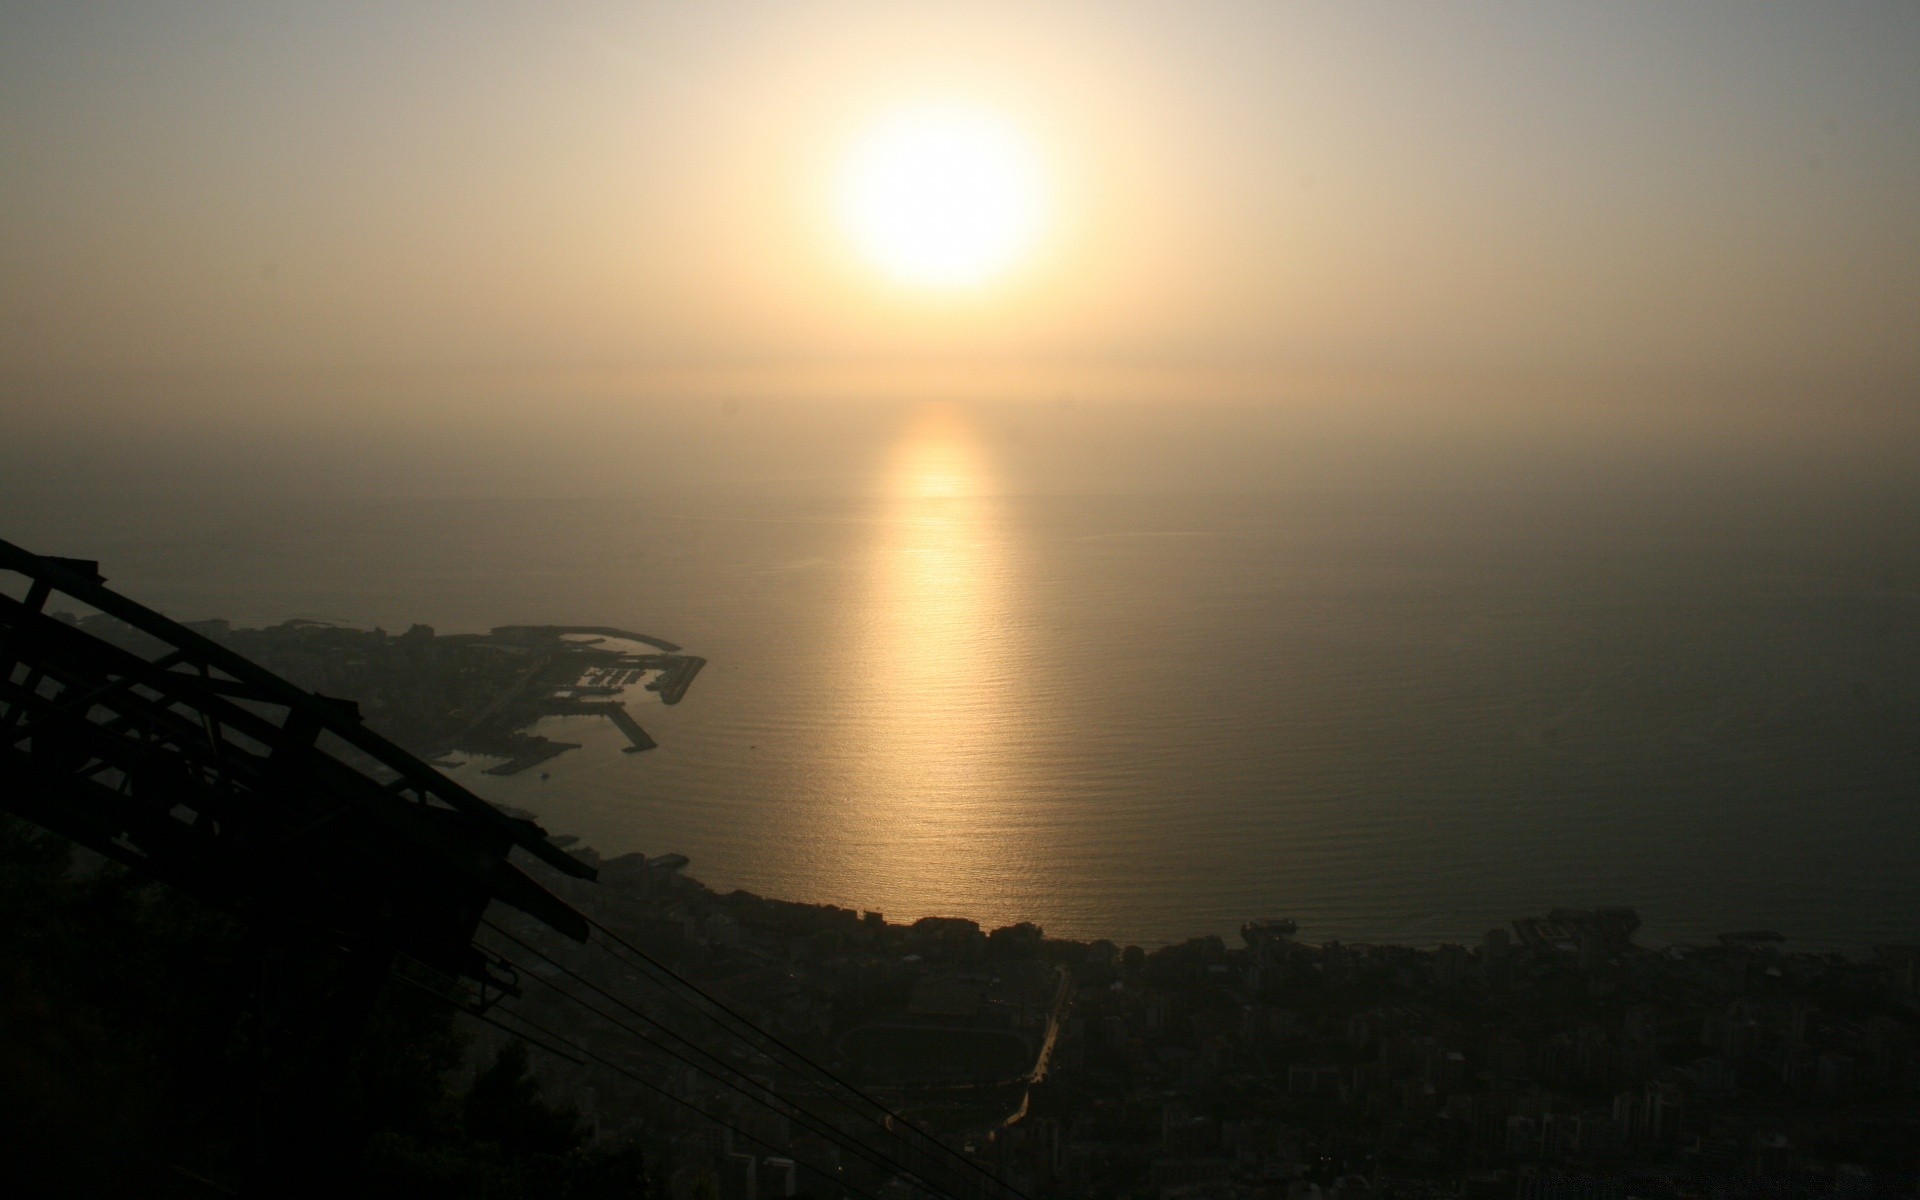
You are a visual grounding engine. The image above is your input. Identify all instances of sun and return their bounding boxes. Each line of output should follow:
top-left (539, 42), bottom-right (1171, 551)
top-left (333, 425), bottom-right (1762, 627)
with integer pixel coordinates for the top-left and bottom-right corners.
top-left (835, 103), bottom-right (1046, 289)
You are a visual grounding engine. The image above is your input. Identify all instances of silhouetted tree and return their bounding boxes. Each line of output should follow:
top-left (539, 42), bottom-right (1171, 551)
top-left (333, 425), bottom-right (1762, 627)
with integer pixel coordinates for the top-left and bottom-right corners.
top-left (465, 1039), bottom-right (586, 1158)
top-left (0, 817), bottom-right (647, 1198)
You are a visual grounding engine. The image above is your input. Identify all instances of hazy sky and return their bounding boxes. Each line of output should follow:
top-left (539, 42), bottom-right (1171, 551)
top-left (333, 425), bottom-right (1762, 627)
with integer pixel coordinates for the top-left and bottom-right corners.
top-left (4, 2), bottom-right (1915, 376)
top-left (2, 2), bottom-right (1918, 500)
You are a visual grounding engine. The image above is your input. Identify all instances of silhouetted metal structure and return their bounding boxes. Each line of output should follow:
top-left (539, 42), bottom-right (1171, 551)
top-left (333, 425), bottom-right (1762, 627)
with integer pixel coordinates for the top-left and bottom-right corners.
top-left (0, 537), bottom-right (594, 977)
top-left (0, 538), bottom-right (1032, 1200)
top-left (0, 536), bottom-right (601, 1189)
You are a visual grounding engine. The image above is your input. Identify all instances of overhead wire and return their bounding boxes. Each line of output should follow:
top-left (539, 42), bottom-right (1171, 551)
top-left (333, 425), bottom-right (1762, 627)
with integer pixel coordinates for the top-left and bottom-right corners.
top-left (389, 969), bottom-right (586, 1065)
top-left (493, 944), bottom-right (962, 1200)
top-left (582, 915), bottom-right (1023, 1192)
top-left (579, 912), bottom-right (1035, 1200)
top-left (478, 919), bottom-right (976, 1200)
top-left (404, 974), bottom-right (895, 1200)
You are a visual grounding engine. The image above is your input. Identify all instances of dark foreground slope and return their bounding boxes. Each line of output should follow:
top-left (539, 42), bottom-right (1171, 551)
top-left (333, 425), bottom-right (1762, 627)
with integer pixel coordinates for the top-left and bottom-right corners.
top-left (0, 817), bottom-right (646, 1200)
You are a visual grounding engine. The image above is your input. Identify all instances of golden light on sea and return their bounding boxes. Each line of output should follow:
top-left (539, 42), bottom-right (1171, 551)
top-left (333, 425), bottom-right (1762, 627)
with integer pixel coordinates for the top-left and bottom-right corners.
top-left (817, 404), bottom-right (1035, 921)
top-left (869, 404), bottom-right (1003, 783)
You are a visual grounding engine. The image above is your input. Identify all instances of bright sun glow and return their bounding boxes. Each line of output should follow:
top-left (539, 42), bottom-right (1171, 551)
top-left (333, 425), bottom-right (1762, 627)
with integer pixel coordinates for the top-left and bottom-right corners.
top-left (836, 104), bottom-right (1046, 288)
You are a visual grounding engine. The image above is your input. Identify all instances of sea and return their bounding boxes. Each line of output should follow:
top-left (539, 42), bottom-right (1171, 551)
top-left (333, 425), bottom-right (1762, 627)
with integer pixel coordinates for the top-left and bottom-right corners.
top-left (10, 404), bottom-right (1920, 953)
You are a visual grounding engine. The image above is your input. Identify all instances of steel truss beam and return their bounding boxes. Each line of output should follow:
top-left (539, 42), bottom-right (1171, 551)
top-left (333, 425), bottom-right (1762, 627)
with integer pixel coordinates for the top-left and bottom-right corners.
top-left (0, 537), bottom-right (596, 993)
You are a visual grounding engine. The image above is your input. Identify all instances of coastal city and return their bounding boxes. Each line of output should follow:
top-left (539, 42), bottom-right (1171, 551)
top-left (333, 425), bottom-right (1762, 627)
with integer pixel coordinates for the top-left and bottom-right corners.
top-left (57, 613), bottom-right (1920, 1197)
top-left (504, 844), bottom-right (1920, 1200)
top-left (10, 7), bottom-right (1920, 1197)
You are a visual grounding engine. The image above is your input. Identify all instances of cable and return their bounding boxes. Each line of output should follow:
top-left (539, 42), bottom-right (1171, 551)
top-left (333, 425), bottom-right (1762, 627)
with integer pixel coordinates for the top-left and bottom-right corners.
top-left (432, 984), bottom-right (895, 1200)
top-left (389, 970), bottom-right (586, 1065)
top-left (393, 960), bottom-right (885, 1200)
top-left (581, 913), bottom-right (1034, 1200)
top-left (479, 921), bottom-right (973, 1200)
top-left (498, 943), bottom-right (960, 1200)
top-left (585, 918), bottom-right (1023, 1196)
top-left (585, 912), bottom-right (1029, 1196)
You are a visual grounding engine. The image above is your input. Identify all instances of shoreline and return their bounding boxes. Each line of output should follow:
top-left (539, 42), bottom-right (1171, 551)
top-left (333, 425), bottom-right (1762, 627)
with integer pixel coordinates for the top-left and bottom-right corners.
top-left (517, 824), bottom-right (1915, 966)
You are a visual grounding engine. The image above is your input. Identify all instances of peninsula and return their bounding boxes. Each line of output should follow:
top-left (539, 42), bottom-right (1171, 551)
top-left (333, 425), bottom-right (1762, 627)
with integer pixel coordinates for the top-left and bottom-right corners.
top-left (59, 611), bottom-right (705, 775)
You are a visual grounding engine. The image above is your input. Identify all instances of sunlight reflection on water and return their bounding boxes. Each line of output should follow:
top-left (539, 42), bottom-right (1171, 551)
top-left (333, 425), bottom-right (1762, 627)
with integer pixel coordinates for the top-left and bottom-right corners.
top-left (822, 405), bottom-right (1038, 922)
top-left (54, 455), bottom-right (1920, 951)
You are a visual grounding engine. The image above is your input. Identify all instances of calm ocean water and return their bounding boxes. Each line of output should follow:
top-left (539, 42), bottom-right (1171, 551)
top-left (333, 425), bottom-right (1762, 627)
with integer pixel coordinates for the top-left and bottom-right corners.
top-left (18, 460), bottom-right (1920, 951)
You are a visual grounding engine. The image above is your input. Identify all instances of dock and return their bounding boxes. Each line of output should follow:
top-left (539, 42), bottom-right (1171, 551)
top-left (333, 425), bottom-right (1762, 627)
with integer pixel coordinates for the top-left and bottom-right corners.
top-left (490, 624), bottom-right (682, 653)
top-left (483, 736), bottom-right (581, 776)
top-left (605, 704), bottom-right (658, 754)
top-left (648, 655), bottom-right (706, 705)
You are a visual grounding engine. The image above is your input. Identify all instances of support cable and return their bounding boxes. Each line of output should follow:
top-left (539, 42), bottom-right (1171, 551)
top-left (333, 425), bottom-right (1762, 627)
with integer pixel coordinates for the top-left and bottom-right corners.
top-left (389, 971), bottom-right (586, 1065)
top-left (478, 921), bottom-right (973, 1200)
top-left (421, 982), bottom-right (897, 1200)
top-left (580, 914), bottom-right (1033, 1200)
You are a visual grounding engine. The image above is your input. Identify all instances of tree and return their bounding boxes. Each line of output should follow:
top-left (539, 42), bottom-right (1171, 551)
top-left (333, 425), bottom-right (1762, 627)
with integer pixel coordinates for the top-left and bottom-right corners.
top-left (464, 1039), bottom-right (586, 1159)
top-left (1, 817), bottom-right (648, 1198)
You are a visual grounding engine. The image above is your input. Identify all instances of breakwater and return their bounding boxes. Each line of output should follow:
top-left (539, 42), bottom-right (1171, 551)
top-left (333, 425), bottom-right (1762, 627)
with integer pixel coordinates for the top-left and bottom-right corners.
top-left (491, 624), bottom-right (682, 654)
top-left (605, 704), bottom-right (658, 754)
top-left (648, 655), bottom-right (705, 705)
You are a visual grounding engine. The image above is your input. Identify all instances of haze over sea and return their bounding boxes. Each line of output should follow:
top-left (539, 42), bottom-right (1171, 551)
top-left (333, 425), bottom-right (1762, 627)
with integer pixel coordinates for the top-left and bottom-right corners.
top-left (11, 397), bottom-right (1920, 953)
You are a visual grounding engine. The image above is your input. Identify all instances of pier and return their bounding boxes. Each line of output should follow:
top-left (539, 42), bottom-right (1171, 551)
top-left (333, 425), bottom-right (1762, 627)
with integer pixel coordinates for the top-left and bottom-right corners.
top-left (491, 624), bottom-right (682, 653)
top-left (648, 655), bottom-right (706, 705)
top-left (542, 696), bottom-right (658, 754)
top-left (482, 735), bottom-right (581, 776)
top-left (604, 704), bottom-right (658, 754)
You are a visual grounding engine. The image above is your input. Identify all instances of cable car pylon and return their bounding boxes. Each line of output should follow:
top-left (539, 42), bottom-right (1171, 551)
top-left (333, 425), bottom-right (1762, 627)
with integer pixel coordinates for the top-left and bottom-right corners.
top-left (0, 537), bottom-right (596, 1192)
